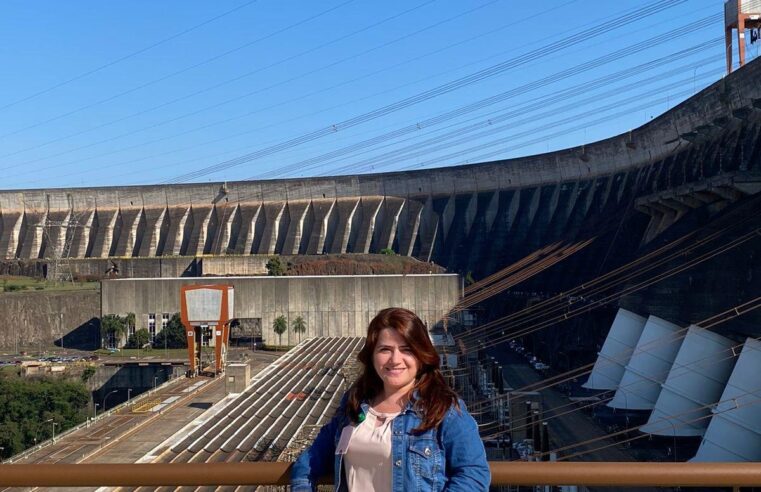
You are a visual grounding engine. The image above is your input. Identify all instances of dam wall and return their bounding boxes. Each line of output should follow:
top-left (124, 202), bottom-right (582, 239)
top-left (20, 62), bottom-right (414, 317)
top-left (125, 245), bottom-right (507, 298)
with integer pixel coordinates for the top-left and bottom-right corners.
top-left (0, 59), bottom-right (759, 284)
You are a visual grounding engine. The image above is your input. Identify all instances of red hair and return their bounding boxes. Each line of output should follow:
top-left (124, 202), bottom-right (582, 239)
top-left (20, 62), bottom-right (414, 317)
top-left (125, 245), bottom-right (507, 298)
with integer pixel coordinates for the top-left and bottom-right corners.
top-left (347, 307), bottom-right (459, 432)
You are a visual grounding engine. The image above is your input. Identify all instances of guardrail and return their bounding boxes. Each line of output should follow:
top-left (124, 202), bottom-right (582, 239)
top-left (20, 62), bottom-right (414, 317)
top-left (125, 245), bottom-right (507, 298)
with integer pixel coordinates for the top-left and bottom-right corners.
top-left (0, 462), bottom-right (760, 489)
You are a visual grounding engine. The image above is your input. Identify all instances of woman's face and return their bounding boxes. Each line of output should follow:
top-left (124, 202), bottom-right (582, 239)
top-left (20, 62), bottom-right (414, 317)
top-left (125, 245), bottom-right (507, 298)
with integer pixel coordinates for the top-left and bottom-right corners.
top-left (373, 327), bottom-right (420, 395)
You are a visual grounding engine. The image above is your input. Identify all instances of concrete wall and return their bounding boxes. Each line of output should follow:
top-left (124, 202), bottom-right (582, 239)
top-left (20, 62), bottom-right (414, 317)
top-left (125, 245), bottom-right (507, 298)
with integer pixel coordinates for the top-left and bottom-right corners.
top-left (0, 290), bottom-right (100, 351)
top-left (64, 257), bottom-right (199, 279)
top-left (201, 256), bottom-right (267, 276)
top-left (101, 275), bottom-right (460, 344)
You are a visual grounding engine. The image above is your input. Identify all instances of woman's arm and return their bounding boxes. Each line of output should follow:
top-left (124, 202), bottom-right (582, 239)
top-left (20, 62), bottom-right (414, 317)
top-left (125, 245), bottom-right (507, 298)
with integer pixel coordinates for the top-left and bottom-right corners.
top-left (439, 401), bottom-right (491, 492)
top-left (290, 401), bottom-right (345, 491)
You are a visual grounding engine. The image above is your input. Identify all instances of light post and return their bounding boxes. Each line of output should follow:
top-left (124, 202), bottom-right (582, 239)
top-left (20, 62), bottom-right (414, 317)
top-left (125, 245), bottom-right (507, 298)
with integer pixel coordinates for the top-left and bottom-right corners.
top-left (93, 403), bottom-right (99, 418)
top-left (127, 388), bottom-right (132, 401)
top-left (59, 313), bottom-right (64, 353)
top-left (153, 376), bottom-right (158, 390)
top-left (51, 421), bottom-right (57, 443)
top-left (102, 389), bottom-right (118, 413)
top-left (34, 419), bottom-right (49, 446)
top-left (0, 446), bottom-right (5, 463)
top-left (664, 418), bottom-right (678, 462)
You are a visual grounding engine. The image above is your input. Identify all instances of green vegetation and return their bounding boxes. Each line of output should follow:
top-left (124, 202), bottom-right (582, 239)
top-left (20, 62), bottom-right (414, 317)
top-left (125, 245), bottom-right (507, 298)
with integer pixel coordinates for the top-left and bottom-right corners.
top-left (125, 328), bottom-right (151, 349)
top-left (153, 313), bottom-right (188, 349)
top-left (0, 373), bottom-right (89, 459)
top-left (261, 343), bottom-right (294, 351)
top-left (1, 276), bottom-right (98, 293)
top-left (272, 315), bottom-right (288, 347)
top-left (379, 247), bottom-right (396, 255)
top-left (80, 365), bottom-right (96, 383)
top-left (465, 271), bottom-right (476, 286)
top-left (100, 314), bottom-right (129, 348)
top-left (282, 253), bottom-right (445, 276)
top-left (94, 347), bottom-right (195, 358)
top-left (266, 256), bottom-right (286, 276)
top-left (291, 316), bottom-right (307, 343)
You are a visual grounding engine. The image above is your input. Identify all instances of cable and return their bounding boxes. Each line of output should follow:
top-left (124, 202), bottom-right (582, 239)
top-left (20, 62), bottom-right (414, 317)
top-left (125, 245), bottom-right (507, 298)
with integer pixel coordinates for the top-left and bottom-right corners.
top-left (0, 0), bottom-right (506, 180)
top-left (6, 2), bottom-right (707, 188)
top-left (0, 0), bottom-right (442, 163)
top-left (459, 206), bottom-right (761, 352)
top-left (164, 0), bottom-right (689, 183)
top-left (472, 298), bottom-right (761, 453)
top-left (0, 0), bottom-right (261, 114)
top-left (16, 35), bottom-right (719, 189)
top-left (0, 0), bottom-right (359, 142)
top-left (467, 227), bottom-right (761, 353)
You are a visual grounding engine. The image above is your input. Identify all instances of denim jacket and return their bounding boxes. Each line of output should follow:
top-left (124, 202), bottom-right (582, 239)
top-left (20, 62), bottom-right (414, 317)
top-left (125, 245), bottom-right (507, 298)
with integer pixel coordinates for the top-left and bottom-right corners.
top-left (291, 395), bottom-right (490, 492)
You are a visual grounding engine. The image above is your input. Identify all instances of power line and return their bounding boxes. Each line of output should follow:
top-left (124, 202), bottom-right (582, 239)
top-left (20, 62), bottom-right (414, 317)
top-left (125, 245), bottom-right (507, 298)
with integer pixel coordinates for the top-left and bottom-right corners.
top-left (302, 50), bottom-right (721, 178)
top-left (0, 0), bottom-right (442, 164)
top-left (0, 0), bottom-right (261, 114)
top-left (4, 1), bottom-right (700, 190)
top-left (0, 0), bottom-right (502, 178)
top-left (0, 0), bottom-right (358, 143)
top-left (457, 200), bottom-right (761, 349)
top-left (164, 0), bottom-right (688, 184)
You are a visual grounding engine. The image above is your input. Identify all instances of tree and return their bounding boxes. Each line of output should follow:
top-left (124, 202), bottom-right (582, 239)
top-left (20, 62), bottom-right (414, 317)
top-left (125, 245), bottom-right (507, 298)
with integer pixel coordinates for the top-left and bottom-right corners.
top-left (272, 315), bottom-right (288, 347)
top-left (126, 328), bottom-right (151, 349)
top-left (100, 314), bottom-right (127, 348)
top-left (291, 316), bottom-right (307, 343)
top-left (0, 374), bottom-right (89, 456)
top-left (266, 256), bottom-right (286, 276)
top-left (380, 247), bottom-right (395, 255)
top-left (154, 313), bottom-right (187, 348)
top-left (125, 312), bottom-right (136, 333)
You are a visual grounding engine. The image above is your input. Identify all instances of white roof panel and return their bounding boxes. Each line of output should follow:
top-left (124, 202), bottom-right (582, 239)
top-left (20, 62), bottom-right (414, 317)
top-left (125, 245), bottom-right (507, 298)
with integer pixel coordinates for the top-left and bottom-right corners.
top-left (692, 337), bottom-right (761, 462)
top-left (583, 308), bottom-right (647, 390)
top-left (608, 315), bottom-right (683, 410)
top-left (641, 326), bottom-right (736, 436)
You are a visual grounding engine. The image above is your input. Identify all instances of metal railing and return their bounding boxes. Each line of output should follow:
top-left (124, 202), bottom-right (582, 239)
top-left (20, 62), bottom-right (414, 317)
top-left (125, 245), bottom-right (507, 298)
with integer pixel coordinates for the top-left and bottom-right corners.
top-left (1, 462), bottom-right (761, 489)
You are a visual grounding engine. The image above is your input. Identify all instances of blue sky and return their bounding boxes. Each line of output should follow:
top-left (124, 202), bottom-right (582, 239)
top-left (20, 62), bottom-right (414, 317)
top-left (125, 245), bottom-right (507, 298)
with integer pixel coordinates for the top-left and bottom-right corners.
top-left (0, 0), bottom-right (753, 189)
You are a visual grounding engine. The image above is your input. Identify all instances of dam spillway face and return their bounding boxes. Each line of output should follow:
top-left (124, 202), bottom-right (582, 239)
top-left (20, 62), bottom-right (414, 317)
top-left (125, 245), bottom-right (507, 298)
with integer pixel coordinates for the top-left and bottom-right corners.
top-left (1, 58), bottom-right (761, 278)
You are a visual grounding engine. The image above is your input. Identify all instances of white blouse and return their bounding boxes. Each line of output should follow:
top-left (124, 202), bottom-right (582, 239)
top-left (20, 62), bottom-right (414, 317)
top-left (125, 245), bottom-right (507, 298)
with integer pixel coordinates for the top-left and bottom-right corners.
top-left (343, 407), bottom-right (401, 492)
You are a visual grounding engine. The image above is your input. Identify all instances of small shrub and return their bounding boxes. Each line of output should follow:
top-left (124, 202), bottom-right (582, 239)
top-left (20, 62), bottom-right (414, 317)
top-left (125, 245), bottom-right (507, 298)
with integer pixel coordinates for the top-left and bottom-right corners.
top-left (465, 271), bottom-right (476, 286)
top-left (81, 365), bottom-right (96, 382)
top-left (266, 257), bottom-right (286, 276)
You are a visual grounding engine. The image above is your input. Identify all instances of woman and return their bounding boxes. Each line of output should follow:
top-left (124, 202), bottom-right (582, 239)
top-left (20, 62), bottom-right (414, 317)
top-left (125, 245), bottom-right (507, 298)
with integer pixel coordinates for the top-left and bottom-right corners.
top-left (291, 307), bottom-right (490, 492)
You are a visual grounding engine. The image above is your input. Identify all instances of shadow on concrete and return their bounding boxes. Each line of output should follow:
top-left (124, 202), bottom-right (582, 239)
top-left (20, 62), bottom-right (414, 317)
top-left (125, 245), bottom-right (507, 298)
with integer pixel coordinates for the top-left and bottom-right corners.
top-left (182, 258), bottom-right (200, 277)
top-left (55, 317), bottom-right (101, 351)
top-left (188, 402), bottom-right (213, 410)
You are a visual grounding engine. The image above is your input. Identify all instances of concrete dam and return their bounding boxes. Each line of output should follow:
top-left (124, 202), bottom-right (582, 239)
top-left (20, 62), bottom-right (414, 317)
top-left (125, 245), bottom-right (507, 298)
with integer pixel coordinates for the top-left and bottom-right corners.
top-left (0, 59), bottom-right (758, 272)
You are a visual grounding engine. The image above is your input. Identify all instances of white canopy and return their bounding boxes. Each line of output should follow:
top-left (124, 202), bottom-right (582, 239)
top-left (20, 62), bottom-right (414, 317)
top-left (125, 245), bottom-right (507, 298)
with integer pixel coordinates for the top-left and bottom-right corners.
top-left (583, 308), bottom-right (647, 390)
top-left (691, 337), bottom-right (761, 462)
top-left (641, 326), bottom-right (737, 436)
top-left (608, 315), bottom-right (683, 410)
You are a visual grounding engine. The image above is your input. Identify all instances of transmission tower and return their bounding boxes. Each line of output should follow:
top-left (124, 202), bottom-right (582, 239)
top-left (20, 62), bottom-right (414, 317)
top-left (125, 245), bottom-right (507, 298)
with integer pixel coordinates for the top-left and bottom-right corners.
top-left (42, 209), bottom-right (88, 283)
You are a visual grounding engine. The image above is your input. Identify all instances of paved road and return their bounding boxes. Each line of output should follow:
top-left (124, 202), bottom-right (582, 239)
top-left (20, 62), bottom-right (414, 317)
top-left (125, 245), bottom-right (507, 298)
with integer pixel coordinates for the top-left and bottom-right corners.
top-left (495, 349), bottom-right (668, 492)
top-left (497, 350), bottom-right (635, 462)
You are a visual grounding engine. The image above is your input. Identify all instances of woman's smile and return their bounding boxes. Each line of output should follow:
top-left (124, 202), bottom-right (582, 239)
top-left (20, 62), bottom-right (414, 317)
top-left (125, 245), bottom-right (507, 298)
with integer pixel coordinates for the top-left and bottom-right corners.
top-left (373, 328), bottom-right (419, 393)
